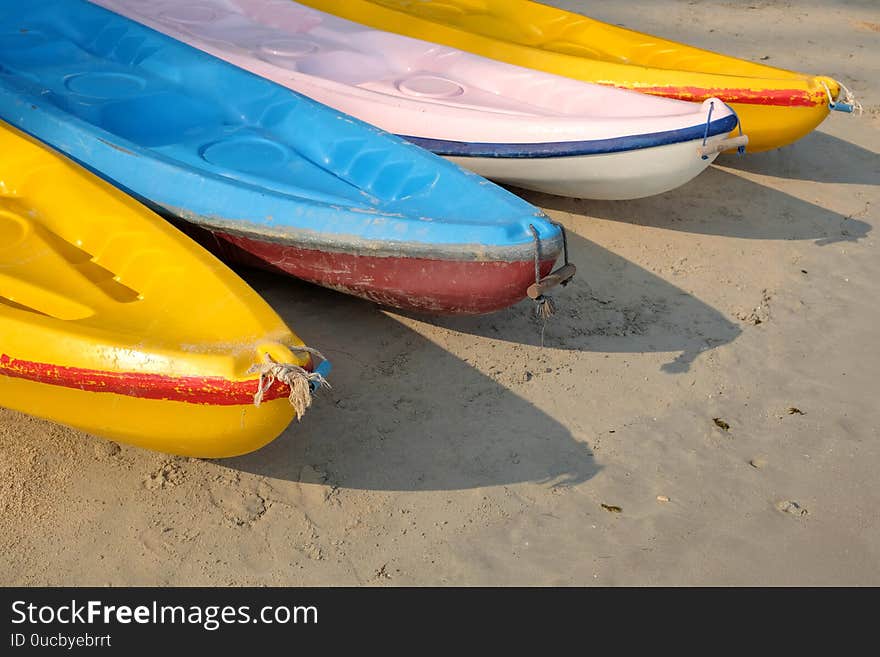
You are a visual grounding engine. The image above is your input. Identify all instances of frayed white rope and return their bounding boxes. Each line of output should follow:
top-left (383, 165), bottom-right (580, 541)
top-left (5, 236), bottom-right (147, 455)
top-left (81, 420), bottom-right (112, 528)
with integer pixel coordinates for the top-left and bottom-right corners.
top-left (838, 81), bottom-right (863, 115)
top-left (248, 347), bottom-right (331, 419)
top-left (822, 80), bottom-right (863, 114)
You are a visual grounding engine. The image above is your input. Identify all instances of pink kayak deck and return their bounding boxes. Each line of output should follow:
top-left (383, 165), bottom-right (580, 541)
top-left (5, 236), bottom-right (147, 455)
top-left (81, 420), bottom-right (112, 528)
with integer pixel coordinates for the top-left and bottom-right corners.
top-left (91, 0), bottom-right (734, 147)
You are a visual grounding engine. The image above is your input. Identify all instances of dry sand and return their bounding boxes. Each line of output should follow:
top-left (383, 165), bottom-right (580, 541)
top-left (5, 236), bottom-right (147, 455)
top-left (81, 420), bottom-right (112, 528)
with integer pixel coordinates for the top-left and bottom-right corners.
top-left (2, 0), bottom-right (878, 586)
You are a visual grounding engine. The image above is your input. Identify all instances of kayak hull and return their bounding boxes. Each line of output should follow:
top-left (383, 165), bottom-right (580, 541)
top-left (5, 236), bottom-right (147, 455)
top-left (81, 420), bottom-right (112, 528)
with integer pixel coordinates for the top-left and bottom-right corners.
top-left (1, 363), bottom-right (295, 458)
top-left (0, 121), bottom-right (315, 458)
top-left (721, 102), bottom-right (831, 153)
top-left (445, 135), bottom-right (731, 200)
top-left (297, 0), bottom-right (842, 152)
top-left (181, 224), bottom-right (557, 315)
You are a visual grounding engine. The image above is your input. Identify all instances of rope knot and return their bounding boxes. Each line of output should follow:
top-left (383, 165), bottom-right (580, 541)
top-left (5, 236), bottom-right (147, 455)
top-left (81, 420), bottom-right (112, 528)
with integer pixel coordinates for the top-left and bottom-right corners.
top-left (822, 80), bottom-right (863, 114)
top-left (527, 222), bottom-right (574, 327)
top-left (248, 347), bottom-right (331, 420)
top-left (534, 294), bottom-right (557, 320)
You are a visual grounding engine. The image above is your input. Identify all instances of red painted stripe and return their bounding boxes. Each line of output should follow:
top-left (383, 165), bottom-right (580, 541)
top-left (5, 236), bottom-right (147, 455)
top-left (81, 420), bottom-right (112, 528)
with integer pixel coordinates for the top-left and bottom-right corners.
top-left (619, 85), bottom-right (822, 108)
top-left (181, 228), bottom-right (556, 315)
top-left (0, 353), bottom-right (291, 406)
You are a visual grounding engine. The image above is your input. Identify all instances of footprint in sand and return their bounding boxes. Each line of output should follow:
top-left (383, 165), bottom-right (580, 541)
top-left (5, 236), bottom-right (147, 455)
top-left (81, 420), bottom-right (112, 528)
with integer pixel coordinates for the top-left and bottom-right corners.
top-left (209, 485), bottom-right (268, 527)
top-left (144, 461), bottom-right (184, 490)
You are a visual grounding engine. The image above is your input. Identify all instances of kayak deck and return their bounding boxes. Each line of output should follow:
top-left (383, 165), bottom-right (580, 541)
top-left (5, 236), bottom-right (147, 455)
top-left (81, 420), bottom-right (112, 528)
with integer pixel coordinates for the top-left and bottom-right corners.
top-left (297, 0), bottom-right (844, 151)
top-left (92, 0), bottom-right (737, 149)
top-left (90, 0), bottom-right (741, 199)
top-left (0, 0), bottom-right (563, 313)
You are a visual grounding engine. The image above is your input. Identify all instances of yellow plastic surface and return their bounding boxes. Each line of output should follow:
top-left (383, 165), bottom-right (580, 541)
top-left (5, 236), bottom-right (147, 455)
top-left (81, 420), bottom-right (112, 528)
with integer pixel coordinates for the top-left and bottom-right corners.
top-left (299, 0), bottom-right (841, 152)
top-left (0, 122), bottom-right (311, 457)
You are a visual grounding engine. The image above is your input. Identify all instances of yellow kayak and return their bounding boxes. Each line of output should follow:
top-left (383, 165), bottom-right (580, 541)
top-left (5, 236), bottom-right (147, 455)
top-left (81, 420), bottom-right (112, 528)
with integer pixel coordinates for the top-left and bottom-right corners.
top-left (299, 0), bottom-right (853, 152)
top-left (0, 122), bottom-right (327, 458)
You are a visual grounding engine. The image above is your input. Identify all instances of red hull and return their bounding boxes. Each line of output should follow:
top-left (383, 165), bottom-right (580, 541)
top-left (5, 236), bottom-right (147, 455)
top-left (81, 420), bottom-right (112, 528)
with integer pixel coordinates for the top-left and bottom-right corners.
top-left (188, 227), bottom-right (555, 315)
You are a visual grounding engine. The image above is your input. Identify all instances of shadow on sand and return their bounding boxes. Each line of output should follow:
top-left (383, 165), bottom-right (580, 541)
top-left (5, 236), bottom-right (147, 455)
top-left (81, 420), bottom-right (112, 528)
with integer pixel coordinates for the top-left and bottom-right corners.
top-left (416, 227), bottom-right (742, 374)
top-left (223, 218), bottom-right (746, 491)
top-left (397, 158), bottom-right (871, 373)
top-left (531, 165), bottom-right (871, 245)
top-left (223, 269), bottom-right (601, 492)
top-left (717, 130), bottom-right (879, 187)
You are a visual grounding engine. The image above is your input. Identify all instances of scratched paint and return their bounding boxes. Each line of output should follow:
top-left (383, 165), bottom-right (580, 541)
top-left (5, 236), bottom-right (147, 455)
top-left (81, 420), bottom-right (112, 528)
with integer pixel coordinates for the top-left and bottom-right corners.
top-left (210, 231), bottom-right (557, 315)
top-left (0, 353), bottom-right (293, 406)
top-left (621, 85), bottom-right (823, 108)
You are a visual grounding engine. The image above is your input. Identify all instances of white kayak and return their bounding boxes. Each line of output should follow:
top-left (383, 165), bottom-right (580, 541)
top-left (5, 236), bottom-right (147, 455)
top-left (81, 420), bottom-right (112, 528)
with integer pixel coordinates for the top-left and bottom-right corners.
top-left (91, 0), bottom-right (747, 199)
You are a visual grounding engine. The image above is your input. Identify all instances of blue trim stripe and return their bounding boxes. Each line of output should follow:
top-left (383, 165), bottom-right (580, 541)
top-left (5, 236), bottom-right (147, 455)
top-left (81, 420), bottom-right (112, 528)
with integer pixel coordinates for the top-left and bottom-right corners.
top-left (402, 114), bottom-right (739, 159)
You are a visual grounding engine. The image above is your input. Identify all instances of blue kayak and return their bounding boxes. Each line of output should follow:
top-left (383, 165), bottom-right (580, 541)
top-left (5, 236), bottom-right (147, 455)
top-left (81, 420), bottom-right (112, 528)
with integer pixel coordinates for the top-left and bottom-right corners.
top-left (0, 0), bottom-right (566, 314)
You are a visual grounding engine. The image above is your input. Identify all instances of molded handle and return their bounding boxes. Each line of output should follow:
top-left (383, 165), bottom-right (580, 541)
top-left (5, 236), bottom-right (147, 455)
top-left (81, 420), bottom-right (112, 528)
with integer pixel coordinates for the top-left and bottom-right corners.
top-left (699, 135), bottom-right (749, 157)
top-left (527, 263), bottom-right (577, 300)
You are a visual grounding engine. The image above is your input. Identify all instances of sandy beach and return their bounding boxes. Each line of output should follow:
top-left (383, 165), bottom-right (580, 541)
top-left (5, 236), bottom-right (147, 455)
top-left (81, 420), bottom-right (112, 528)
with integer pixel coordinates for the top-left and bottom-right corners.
top-left (2, 0), bottom-right (878, 586)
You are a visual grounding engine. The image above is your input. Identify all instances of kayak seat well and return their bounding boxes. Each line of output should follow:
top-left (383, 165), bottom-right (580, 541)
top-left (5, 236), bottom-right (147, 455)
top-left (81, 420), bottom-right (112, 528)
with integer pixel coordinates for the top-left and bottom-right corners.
top-left (31, 224), bottom-right (142, 304)
top-left (0, 207), bottom-right (141, 321)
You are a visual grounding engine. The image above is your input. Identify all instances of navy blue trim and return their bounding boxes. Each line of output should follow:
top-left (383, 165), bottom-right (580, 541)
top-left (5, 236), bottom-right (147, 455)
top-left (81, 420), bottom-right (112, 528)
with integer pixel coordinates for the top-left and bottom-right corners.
top-left (402, 114), bottom-right (739, 159)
